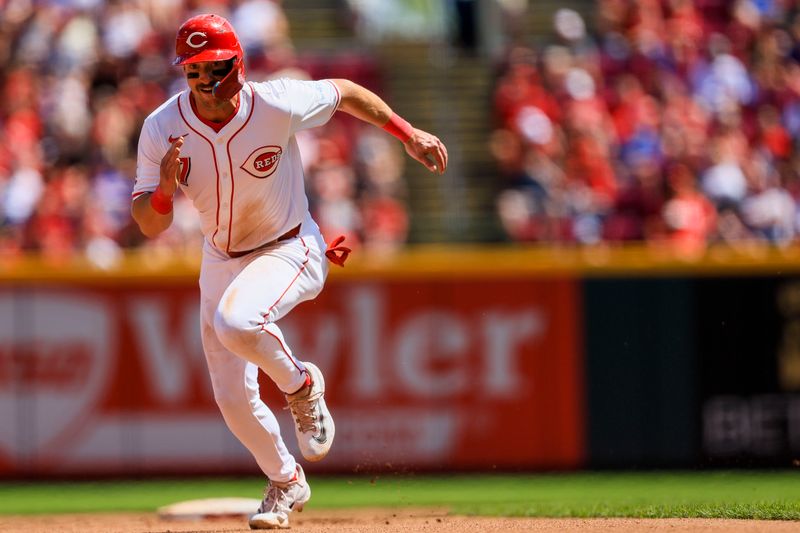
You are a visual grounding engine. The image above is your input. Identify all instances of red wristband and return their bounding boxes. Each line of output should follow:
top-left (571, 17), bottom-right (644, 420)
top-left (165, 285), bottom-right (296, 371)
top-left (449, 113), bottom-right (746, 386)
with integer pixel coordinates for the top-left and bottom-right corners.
top-left (382, 112), bottom-right (414, 143)
top-left (149, 187), bottom-right (173, 215)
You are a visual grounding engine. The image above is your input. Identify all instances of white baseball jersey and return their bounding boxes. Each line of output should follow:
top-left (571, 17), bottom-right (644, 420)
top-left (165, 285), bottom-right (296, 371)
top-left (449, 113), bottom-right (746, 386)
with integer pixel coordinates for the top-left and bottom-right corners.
top-left (133, 79), bottom-right (341, 255)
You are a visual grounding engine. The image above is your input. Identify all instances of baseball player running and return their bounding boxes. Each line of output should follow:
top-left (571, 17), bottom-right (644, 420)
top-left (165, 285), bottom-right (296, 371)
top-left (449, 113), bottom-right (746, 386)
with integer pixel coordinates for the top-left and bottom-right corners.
top-left (131, 14), bottom-right (447, 530)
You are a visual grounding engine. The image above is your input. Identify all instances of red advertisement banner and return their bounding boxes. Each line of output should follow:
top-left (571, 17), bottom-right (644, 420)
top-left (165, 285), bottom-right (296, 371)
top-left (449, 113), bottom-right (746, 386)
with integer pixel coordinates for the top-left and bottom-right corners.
top-left (0, 277), bottom-right (583, 476)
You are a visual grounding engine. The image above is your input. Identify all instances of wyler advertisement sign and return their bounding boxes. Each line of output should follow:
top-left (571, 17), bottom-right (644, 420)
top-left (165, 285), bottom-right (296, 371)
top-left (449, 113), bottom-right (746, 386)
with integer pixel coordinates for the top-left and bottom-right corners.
top-left (287, 278), bottom-right (585, 471)
top-left (0, 276), bottom-right (584, 476)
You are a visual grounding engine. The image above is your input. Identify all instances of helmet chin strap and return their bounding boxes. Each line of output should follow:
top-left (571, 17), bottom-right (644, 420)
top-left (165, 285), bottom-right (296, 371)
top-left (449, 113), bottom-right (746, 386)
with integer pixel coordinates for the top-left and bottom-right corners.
top-left (212, 57), bottom-right (245, 100)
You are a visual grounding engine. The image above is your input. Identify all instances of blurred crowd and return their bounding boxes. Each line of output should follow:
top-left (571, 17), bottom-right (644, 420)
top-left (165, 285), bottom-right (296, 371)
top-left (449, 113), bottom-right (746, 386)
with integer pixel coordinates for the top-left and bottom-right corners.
top-left (7, 0), bottom-right (795, 263)
top-left (492, 0), bottom-right (800, 252)
top-left (0, 0), bottom-right (408, 266)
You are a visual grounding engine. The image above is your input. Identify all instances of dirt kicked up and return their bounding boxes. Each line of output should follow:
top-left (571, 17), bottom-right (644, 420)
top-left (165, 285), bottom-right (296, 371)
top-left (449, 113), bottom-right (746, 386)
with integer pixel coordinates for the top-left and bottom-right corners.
top-left (1, 508), bottom-right (798, 533)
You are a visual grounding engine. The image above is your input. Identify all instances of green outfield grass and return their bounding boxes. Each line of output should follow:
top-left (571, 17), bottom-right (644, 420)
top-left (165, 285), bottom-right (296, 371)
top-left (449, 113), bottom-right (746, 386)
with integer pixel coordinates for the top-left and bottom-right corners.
top-left (0, 471), bottom-right (798, 520)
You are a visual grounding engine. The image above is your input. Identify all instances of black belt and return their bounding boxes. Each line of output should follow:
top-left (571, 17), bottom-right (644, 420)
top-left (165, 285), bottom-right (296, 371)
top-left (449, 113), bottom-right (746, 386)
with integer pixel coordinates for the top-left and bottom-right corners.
top-left (227, 224), bottom-right (301, 258)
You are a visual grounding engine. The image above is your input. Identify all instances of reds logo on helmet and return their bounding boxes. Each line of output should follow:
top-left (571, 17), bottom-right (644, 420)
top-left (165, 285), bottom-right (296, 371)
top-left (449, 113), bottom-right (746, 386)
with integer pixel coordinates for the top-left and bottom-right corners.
top-left (186, 31), bottom-right (208, 48)
top-left (241, 146), bottom-right (283, 179)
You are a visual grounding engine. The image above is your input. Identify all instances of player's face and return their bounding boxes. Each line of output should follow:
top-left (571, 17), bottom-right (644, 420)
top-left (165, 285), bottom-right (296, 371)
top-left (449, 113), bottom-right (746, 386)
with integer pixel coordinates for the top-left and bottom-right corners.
top-left (184, 60), bottom-right (232, 108)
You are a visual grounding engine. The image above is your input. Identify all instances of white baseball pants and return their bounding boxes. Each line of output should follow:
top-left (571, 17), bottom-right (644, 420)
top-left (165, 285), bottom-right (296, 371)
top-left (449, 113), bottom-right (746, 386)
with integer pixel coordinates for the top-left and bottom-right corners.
top-left (198, 213), bottom-right (329, 482)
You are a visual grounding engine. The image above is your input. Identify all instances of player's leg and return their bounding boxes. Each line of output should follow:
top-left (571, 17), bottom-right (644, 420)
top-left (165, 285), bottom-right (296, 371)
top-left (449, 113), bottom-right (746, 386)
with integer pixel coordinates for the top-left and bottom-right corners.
top-left (199, 244), bottom-right (297, 482)
top-left (212, 217), bottom-right (334, 461)
top-left (212, 217), bottom-right (329, 392)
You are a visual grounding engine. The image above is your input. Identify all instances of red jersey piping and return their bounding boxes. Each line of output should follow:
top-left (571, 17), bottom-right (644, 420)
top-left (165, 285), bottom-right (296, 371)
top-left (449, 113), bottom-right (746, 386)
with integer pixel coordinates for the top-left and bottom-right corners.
top-left (325, 79), bottom-right (341, 120)
top-left (177, 93), bottom-right (222, 248)
top-left (224, 83), bottom-right (256, 254)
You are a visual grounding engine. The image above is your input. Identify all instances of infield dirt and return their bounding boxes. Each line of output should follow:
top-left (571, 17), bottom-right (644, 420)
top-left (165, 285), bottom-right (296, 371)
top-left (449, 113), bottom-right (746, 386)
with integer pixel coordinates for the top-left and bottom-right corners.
top-left (1, 508), bottom-right (798, 533)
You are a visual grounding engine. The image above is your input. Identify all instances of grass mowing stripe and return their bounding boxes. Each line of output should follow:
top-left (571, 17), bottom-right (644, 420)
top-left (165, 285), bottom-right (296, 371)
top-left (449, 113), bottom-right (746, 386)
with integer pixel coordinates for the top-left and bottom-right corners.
top-left (0, 479), bottom-right (262, 515)
top-left (0, 472), bottom-right (798, 519)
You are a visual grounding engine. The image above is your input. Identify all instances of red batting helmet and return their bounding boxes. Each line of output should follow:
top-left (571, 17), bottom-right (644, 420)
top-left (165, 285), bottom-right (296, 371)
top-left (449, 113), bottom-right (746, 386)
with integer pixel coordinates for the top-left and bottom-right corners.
top-left (174, 14), bottom-right (246, 99)
top-left (174, 14), bottom-right (243, 65)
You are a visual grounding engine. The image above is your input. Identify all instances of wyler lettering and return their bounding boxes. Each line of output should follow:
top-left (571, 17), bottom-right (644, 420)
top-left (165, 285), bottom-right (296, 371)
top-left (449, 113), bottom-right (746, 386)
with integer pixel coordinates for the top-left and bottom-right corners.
top-left (240, 145), bottom-right (283, 179)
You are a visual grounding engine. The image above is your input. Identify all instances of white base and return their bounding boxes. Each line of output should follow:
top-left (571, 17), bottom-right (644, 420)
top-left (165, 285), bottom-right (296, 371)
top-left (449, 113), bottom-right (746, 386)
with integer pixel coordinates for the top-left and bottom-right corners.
top-left (157, 497), bottom-right (261, 520)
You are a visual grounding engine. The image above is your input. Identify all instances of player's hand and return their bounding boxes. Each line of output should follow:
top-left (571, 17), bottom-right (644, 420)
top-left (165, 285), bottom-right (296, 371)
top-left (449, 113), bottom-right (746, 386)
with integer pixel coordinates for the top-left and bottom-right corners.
top-left (404, 129), bottom-right (448, 175)
top-left (159, 136), bottom-right (184, 197)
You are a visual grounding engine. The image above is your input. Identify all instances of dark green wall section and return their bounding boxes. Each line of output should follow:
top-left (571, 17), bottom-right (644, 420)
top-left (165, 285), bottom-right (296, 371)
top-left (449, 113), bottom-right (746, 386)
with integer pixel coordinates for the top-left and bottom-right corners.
top-left (584, 279), bottom-right (698, 468)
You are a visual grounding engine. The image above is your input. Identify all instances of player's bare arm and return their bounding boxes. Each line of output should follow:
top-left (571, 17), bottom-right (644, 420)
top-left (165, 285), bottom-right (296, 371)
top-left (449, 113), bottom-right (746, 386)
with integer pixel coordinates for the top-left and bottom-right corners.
top-left (131, 137), bottom-right (184, 238)
top-left (331, 79), bottom-right (448, 175)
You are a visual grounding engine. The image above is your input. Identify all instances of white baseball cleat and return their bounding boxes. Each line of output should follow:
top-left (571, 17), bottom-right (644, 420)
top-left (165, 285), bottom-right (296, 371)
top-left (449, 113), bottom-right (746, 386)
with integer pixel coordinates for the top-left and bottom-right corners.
top-left (249, 464), bottom-right (310, 530)
top-left (285, 362), bottom-right (335, 462)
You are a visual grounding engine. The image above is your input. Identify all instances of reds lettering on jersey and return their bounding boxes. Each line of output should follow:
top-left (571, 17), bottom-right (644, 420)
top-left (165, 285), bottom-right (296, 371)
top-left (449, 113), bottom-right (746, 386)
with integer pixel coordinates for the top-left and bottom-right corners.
top-left (132, 79), bottom-right (341, 255)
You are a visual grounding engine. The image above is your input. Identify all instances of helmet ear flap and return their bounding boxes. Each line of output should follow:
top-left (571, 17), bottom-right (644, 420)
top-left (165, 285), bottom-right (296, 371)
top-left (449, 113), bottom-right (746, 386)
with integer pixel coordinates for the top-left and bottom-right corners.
top-left (212, 56), bottom-right (245, 100)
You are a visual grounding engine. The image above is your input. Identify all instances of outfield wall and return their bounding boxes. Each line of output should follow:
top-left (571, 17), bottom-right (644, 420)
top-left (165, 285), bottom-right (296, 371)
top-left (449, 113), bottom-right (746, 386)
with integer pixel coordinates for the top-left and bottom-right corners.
top-left (1, 245), bottom-right (798, 477)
